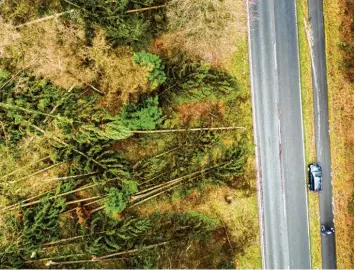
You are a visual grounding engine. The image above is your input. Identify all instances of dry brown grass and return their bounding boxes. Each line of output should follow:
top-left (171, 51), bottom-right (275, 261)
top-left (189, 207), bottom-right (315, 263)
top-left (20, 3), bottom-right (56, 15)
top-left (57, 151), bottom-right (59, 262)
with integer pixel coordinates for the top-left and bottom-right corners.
top-left (323, 0), bottom-right (354, 268)
top-left (0, 0), bottom-right (62, 25)
top-left (0, 135), bottom-right (68, 207)
top-left (173, 100), bottom-right (226, 126)
top-left (0, 18), bottom-right (21, 57)
top-left (0, 19), bottom-right (154, 113)
top-left (0, 18), bottom-right (95, 89)
top-left (155, 0), bottom-right (247, 66)
top-left (87, 30), bottom-right (151, 111)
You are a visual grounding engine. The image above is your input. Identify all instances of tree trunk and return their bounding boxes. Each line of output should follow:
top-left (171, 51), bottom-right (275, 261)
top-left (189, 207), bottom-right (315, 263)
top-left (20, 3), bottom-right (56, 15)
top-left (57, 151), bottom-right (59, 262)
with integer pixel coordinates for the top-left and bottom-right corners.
top-left (6, 161), bottom-right (65, 185)
top-left (131, 126), bottom-right (245, 134)
top-left (126, 5), bottom-right (166, 13)
top-left (0, 156), bottom-right (50, 180)
top-left (14, 10), bottom-right (75, 29)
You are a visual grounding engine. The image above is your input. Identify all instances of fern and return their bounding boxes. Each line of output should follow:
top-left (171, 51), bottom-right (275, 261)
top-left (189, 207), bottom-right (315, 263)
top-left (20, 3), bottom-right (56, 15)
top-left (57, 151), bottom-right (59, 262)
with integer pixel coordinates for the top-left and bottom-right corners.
top-left (163, 54), bottom-right (240, 104)
top-left (211, 144), bottom-right (247, 179)
top-left (86, 213), bottom-right (151, 255)
top-left (104, 180), bottom-right (138, 218)
top-left (0, 68), bottom-right (10, 80)
top-left (0, 245), bottom-right (25, 269)
top-left (134, 52), bottom-right (166, 89)
top-left (70, 0), bottom-right (165, 48)
top-left (118, 96), bottom-right (163, 130)
top-left (21, 195), bottom-right (66, 250)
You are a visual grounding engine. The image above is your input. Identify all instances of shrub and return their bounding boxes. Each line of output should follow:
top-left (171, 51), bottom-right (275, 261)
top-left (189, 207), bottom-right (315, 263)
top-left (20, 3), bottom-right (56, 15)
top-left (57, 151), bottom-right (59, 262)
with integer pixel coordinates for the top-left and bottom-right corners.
top-left (87, 31), bottom-right (151, 108)
top-left (22, 195), bottom-right (67, 249)
top-left (134, 51), bottom-right (166, 89)
top-left (69, 0), bottom-right (166, 49)
top-left (119, 96), bottom-right (164, 130)
top-left (163, 54), bottom-right (240, 104)
top-left (86, 213), bottom-right (151, 255)
top-left (104, 180), bottom-right (138, 218)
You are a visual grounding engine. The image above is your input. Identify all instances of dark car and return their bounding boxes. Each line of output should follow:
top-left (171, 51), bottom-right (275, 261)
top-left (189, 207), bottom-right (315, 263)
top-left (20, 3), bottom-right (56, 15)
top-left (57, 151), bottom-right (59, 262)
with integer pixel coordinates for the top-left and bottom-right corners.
top-left (308, 163), bottom-right (322, 192)
top-left (321, 225), bottom-right (335, 236)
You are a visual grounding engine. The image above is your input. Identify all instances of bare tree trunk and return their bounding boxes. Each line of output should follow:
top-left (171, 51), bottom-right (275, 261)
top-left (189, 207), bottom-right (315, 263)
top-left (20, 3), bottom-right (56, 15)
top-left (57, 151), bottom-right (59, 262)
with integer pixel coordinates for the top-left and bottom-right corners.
top-left (127, 181), bottom-right (186, 208)
top-left (65, 196), bottom-right (101, 206)
top-left (0, 178), bottom-right (118, 212)
top-left (14, 10), bottom-right (75, 29)
top-left (43, 230), bottom-right (111, 247)
top-left (43, 241), bottom-right (168, 265)
top-left (86, 84), bottom-right (105, 95)
top-left (131, 126), bottom-right (245, 134)
top-left (0, 156), bottom-right (50, 180)
top-left (43, 172), bottom-right (98, 182)
top-left (6, 161), bottom-right (65, 185)
top-left (93, 241), bottom-right (168, 261)
top-left (126, 5), bottom-right (166, 13)
top-left (0, 68), bottom-right (28, 90)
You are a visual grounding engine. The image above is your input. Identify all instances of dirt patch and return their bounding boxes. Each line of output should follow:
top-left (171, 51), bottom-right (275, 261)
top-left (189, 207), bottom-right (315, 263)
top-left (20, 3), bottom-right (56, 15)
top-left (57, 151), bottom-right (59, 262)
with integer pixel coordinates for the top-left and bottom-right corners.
top-left (175, 100), bottom-right (226, 126)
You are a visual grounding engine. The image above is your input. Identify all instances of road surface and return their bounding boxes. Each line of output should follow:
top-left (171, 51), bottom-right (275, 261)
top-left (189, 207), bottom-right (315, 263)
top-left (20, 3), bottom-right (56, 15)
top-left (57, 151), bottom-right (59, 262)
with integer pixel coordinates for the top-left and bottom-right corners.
top-left (307, 0), bottom-right (337, 268)
top-left (247, 0), bottom-right (311, 268)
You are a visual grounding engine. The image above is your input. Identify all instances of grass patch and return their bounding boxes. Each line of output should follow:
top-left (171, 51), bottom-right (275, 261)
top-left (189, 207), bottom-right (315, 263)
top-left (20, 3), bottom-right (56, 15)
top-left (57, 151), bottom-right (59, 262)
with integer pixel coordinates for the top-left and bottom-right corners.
top-left (323, 0), bottom-right (354, 268)
top-left (136, 182), bottom-right (261, 269)
top-left (297, 0), bottom-right (354, 268)
top-left (225, 39), bottom-right (262, 268)
top-left (296, 1), bottom-right (321, 268)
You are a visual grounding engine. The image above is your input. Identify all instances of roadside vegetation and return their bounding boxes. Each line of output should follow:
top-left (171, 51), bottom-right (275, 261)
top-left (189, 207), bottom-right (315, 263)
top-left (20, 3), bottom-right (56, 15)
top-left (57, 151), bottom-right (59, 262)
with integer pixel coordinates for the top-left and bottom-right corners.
top-left (324, 0), bottom-right (354, 267)
top-left (297, 0), bottom-right (354, 268)
top-left (296, 2), bottom-right (321, 268)
top-left (0, 0), bottom-right (260, 268)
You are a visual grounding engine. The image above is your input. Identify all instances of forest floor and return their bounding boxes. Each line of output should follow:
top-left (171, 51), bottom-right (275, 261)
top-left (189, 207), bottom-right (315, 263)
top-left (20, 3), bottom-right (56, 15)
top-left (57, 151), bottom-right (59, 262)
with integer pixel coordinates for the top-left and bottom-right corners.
top-left (0, 1), bottom-right (261, 268)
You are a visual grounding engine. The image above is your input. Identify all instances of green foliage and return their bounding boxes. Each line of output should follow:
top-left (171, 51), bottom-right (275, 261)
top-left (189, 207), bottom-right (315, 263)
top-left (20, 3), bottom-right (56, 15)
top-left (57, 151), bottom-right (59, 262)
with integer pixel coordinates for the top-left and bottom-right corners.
top-left (211, 143), bottom-right (247, 179)
top-left (119, 96), bottom-right (164, 130)
top-left (0, 76), bottom-right (62, 147)
top-left (163, 54), bottom-right (240, 103)
top-left (0, 68), bottom-right (10, 80)
top-left (129, 255), bottom-right (155, 269)
top-left (134, 52), bottom-right (166, 89)
top-left (69, 0), bottom-right (166, 48)
top-left (0, 72), bottom-right (134, 149)
top-left (125, 211), bottom-right (220, 268)
top-left (0, 72), bottom-right (134, 182)
top-left (53, 142), bottom-right (132, 181)
top-left (218, 260), bottom-right (236, 269)
top-left (133, 131), bottom-right (222, 186)
top-left (86, 213), bottom-right (151, 255)
top-left (74, 117), bottom-right (132, 143)
top-left (0, 245), bottom-right (25, 269)
top-left (104, 180), bottom-right (138, 218)
top-left (22, 195), bottom-right (66, 250)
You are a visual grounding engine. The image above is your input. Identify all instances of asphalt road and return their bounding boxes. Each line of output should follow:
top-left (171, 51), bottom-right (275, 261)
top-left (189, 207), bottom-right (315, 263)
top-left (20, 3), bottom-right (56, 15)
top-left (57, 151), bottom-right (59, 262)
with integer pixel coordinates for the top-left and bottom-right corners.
top-left (307, 0), bottom-right (337, 268)
top-left (247, 0), bottom-right (311, 268)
